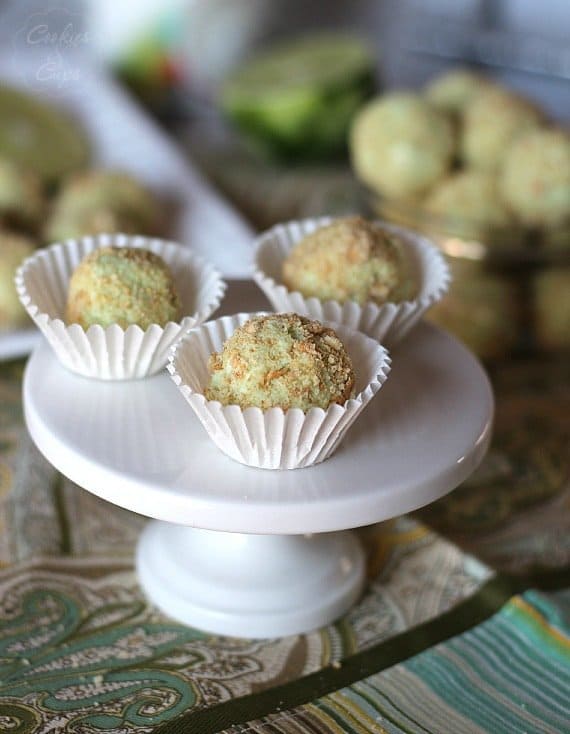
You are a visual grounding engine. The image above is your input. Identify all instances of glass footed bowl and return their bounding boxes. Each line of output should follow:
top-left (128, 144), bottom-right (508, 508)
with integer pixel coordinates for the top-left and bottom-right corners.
top-left (367, 191), bottom-right (570, 362)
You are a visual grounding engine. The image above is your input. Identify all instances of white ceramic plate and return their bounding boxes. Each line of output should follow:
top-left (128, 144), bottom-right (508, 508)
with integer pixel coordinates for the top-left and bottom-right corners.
top-left (24, 322), bottom-right (493, 534)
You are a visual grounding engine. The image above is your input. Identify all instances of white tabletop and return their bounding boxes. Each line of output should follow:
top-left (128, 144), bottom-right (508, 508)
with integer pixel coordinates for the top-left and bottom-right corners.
top-left (24, 322), bottom-right (493, 534)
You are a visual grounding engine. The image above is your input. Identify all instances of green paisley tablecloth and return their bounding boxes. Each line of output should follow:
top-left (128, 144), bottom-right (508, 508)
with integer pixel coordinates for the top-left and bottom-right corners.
top-left (0, 348), bottom-right (568, 733)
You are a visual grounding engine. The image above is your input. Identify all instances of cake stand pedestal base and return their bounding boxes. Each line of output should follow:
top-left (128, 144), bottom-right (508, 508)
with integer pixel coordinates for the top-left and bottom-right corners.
top-left (136, 521), bottom-right (365, 637)
top-left (24, 325), bottom-right (494, 638)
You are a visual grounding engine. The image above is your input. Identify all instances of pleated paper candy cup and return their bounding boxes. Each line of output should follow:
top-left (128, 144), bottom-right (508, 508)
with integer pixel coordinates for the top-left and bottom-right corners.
top-left (253, 217), bottom-right (450, 346)
top-left (15, 234), bottom-right (226, 379)
top-left (168, 312), bottom-right (391, 470)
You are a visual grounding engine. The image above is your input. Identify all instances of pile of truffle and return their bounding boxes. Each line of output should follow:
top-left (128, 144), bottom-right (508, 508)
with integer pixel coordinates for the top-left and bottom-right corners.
top-left (350, 69), bottom-right (570, 242)
top-left (0, 164), bottom-right (161, 331)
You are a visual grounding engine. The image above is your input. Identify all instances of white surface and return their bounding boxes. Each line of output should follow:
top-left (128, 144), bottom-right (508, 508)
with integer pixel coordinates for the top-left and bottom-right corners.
top-left (0, 328), bottom-right (40, 360)
top-left (168, 313), bottom-right (391, 469)
top-left (137, 522), bottom-right (365, 637)
top-left (0, 50), bottom-right (254, 359)
top-left (23, 321), bottom-right (493, 535)
top-left (16, 234), bottom-right (226, 379)
top-left (87, 0), bottom-right (188, 61)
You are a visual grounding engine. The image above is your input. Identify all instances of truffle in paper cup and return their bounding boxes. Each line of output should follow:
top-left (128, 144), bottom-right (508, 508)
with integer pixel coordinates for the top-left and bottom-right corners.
top-left (168, 312), bottom-right (391, 470)
top-left (253, 217), bottom-right (450, 346)
top-left (15, 234), bottom-right (226, 380)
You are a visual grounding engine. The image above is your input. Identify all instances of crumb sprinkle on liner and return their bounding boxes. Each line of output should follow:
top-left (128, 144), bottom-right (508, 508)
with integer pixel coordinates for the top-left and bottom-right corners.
top-left (168, 312), bottom-right (391, 470)
top-left (253, 217), bottom-right (451, 346)
top-left (15, 233), bottom-right (226, 380)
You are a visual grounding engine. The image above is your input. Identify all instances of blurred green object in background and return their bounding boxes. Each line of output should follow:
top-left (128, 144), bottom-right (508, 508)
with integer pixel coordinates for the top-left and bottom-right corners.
top-left (0, 85), bottom-right (89, 184)
top-left (220, 33), bottom-right (376, 161)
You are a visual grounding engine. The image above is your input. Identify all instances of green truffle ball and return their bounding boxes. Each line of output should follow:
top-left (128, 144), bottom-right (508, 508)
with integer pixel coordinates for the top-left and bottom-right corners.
top-left (205, 313), bottom-right (355, 411)
top-left (350, 93), bottom-right (455, 198)
top-left (425, 69), bottom-right (492, 114)
top-left (423, 170), bottom-right (512, 241)
top-left (500, 128), bottom-right (570, 228)
top-left (283, 216), bottom-right (414, 305)
top-left (47, 170), bottom-right (159, 242)
top-left (426, 259), bottom-right (519, 360)
top-left (0, 231), bottom-right (36, 330)
top-left (533, 269), bottom-right (570, 351)
top-left (48, 207), bottom-right (146, 243)
top-left (461, 87), bottom-right (543, 171)
top-left (0, 159), bottom-right (44, 231)
top-left (66, 246), bottom-right (181, 330)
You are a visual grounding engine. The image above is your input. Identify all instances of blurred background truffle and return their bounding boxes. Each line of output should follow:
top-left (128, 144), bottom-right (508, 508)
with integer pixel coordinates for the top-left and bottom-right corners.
top-left (500, 128), bottom-right (570, 229)
top-left (460, 87), bottom-right (544, 171)
top-left (350, 93), bottom-right (455, 198)
top-left (0, 231), bottom-right (36, 330)
top-left (425, 68), bottom-right (493, 115)
top-left (47, 171), bottom-right (161, 243)
top-left (423, 170), bottom-right (512, 242)
top-left (0, 159), bottom-right (45, 234)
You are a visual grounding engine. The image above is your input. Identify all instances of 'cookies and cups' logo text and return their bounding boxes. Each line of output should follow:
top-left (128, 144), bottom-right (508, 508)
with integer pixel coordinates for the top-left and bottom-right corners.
top-left (13, 6), bottom-right (89, 96)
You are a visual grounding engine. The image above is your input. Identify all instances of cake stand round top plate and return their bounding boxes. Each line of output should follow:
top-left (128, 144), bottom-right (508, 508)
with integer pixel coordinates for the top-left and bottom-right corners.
top-left (24, 323), bottom-right (493, 535)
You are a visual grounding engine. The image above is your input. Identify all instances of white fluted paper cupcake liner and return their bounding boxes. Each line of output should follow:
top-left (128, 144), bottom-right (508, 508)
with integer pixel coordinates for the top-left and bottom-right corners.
top-left (15, 234), bottom-right (226, 379)
top-left (168, 312), bottom-right (391, 470)
top-left (253, 217), bottom-right (450, 346)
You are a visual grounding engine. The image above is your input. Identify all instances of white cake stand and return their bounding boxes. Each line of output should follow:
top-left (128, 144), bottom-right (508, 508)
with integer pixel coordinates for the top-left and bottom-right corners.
top-left (23, 323), bottom-right (493, 638)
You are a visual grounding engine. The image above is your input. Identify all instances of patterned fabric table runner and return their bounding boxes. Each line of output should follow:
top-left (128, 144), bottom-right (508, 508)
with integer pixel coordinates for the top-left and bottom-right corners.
top-left (0, 353), bottom-right (568, 733)
top-left (196, 589), bottom-right (569, 734)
